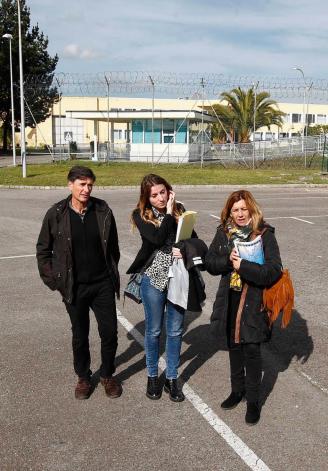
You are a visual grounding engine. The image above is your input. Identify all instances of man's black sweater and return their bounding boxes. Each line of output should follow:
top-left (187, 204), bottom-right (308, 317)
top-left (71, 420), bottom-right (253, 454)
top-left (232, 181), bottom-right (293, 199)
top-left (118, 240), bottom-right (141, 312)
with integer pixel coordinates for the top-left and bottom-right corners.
top-left (70, 206), bottom-right (108, 283)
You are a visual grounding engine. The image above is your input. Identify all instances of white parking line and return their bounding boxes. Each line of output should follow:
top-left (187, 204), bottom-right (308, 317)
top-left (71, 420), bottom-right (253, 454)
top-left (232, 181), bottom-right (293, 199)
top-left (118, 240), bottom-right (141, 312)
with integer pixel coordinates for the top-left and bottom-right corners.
top-left (298, 371), bottom-right (328, 395)
top-left (265, 215), bottom-right (328, 220)
top-left (0, 254), bottom-right (35, 260)
top-left (117, 310), bottom-right (271, 471)
top-left (290, 217), bottom-right (314, 225)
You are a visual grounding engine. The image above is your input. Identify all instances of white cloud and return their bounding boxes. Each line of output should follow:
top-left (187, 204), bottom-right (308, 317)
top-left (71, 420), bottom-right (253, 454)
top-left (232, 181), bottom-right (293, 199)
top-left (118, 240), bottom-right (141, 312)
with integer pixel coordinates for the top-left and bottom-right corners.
top-left (63, 43), bottom-right (80, 58)
top-left (63, 43), bottom-right (100, 60)
top-left (80, 49), bottom-right (100, 59)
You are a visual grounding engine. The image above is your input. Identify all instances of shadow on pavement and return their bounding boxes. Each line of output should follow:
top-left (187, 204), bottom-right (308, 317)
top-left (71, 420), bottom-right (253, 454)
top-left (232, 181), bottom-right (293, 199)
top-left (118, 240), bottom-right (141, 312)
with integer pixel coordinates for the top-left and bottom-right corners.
top-left (260, 309), bottom-right (314, 406)
top-left (112, 308), bottom-right (313, 407)
top-left (115, 320), bottom-right (146, 383)
top-left (180, 311), bottom-right (227, 384)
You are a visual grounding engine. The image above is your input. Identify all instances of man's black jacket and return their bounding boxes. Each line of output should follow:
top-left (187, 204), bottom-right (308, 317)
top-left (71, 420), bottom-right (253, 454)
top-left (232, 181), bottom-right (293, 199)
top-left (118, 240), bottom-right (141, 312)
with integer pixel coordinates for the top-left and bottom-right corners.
top-left (36, 196), bottom-right (120, 304)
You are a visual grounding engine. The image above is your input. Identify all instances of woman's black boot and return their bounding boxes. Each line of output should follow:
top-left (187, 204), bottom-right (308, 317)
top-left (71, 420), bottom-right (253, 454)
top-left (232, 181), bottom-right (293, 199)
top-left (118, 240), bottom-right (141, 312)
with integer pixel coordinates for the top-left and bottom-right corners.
top-left (146, 376), bottom-right (162, 400)
top-left (220, 391), bottom-right (245, 409)
top-left (245, 402), bottom-right (261, 425)
top-left (164, 379), bottom-right (185, 402)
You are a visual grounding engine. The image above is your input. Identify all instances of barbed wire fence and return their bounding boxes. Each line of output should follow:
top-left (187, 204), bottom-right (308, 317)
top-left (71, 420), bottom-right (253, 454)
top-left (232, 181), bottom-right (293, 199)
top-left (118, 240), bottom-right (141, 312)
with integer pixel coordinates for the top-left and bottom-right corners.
top-left (22, 72), bottom-right (328, 169)
top-left (24, 71), bottom-right (328, 101)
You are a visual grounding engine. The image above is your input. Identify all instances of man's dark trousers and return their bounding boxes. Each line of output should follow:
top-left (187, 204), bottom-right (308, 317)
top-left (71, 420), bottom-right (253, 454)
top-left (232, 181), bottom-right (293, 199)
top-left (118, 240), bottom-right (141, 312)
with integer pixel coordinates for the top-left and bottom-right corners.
top-left (65, 277), bottom-right (117, 379)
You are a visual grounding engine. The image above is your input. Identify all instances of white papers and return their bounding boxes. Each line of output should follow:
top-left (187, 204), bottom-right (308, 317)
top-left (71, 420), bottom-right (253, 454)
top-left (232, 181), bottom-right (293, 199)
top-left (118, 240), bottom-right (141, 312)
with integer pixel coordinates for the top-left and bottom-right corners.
top-left (167, 258), bottom-right (189, 309)
top-left (234, 235), bottom-right (264, 265)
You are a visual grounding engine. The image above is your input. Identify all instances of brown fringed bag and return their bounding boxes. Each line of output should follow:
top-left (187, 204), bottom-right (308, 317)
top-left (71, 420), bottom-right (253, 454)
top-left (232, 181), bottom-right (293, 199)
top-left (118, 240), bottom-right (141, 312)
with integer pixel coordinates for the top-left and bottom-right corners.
top-left (263, 269), bottom-right (294, 328)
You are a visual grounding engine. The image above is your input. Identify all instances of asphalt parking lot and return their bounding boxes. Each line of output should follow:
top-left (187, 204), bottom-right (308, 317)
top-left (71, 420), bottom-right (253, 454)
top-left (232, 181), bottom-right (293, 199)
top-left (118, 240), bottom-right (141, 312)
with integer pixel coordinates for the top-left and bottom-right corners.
top-left (0, 185), bottom-right (327, 471)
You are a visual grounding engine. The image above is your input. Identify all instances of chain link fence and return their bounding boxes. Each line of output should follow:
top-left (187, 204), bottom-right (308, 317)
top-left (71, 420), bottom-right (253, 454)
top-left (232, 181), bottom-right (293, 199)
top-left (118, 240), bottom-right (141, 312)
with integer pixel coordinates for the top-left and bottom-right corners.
top-left (20, 134), bottom-right (326, 170)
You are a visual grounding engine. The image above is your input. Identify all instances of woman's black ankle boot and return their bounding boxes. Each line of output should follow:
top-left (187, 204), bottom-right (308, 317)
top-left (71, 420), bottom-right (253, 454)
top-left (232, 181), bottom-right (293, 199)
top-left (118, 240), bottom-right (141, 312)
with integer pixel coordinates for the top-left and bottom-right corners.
top-left (164, 379), bottom-right (185, 402)
top-left (146, 376), bottom-right (162, 400)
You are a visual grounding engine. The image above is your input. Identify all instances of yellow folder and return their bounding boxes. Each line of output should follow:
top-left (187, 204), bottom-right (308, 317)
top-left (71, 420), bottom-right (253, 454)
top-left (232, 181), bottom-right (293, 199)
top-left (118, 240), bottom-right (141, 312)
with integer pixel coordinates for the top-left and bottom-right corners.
top-left (175, 211), bottom-right (197, 242)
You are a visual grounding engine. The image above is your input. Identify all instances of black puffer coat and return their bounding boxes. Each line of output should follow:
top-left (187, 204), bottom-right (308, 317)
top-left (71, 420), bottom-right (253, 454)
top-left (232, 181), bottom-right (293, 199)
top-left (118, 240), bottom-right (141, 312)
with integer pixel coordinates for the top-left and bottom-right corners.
top-left (205, 224), bottom-right (282, 344)
top-left (36, 196), bottom-right (120, 304)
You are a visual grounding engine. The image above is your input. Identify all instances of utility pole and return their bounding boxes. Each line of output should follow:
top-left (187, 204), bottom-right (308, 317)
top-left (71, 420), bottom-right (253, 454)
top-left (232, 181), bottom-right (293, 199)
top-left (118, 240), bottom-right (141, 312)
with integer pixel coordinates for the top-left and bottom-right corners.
top-left (253, 81), bottom-right (259, 170)
top-left (2, 33), bottom-right (16, 166)
top-left (149, 75), bottom-right (155, 166)
top-left (55, 77), bottom-right (62, 160)
top-left (201, 77), bottom-right (205, 168)
top-left (18, 0), bottom-right (26, 177)
top-left (293, 67), bottom-right (306, 159)
top-left (105, 74), bottom-right (110, 161)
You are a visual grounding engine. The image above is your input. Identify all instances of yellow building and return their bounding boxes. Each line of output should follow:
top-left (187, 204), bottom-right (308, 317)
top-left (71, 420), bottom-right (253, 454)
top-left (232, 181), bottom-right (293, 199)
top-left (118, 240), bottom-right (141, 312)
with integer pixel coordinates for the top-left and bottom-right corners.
top-left (25, 96), bottom-right (328, 160)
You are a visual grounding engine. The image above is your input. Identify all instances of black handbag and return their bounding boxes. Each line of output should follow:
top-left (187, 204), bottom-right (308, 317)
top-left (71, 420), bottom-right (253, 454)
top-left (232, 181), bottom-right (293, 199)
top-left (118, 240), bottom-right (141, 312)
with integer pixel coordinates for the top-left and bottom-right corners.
top-left (123, 250), bottom-right (158, 304)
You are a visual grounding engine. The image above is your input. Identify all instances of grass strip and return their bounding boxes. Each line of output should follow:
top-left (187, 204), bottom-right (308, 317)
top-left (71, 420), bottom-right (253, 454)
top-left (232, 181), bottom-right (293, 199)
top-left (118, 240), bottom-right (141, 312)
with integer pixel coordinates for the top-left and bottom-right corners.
top-left (0, 161), bottom-right (327, 186)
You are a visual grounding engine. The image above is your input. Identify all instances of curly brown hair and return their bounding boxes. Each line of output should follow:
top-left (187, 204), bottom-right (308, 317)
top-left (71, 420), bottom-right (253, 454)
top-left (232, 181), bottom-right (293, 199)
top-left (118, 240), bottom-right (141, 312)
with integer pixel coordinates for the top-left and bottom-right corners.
top-left (221, 189), bottom-right (264, 233)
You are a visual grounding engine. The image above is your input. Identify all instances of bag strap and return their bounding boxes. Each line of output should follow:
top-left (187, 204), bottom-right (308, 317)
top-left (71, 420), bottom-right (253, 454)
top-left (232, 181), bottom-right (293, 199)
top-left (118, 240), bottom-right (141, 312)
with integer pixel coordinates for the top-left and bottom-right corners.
top-left (234, 283), bottom-right (248, 343)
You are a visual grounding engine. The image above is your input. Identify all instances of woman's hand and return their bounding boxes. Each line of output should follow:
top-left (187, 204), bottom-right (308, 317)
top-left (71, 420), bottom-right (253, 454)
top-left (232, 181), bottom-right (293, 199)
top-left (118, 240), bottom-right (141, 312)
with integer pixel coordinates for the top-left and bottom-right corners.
top-left (172, 247), bottom-right (183, 259)
top-left (166, 190), bottom-right (175, 215)
top-left (230, 248), bottom-right (241, 271)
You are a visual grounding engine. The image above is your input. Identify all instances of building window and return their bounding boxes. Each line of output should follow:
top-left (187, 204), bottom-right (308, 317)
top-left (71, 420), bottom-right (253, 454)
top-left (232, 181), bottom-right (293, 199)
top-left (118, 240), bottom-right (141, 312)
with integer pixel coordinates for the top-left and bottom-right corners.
top-left (132, 120), bottom-right (144, 143)
top-left (317, 114), bottom-right (326, 125)
top-left (114, 129), bottom-right (122, 140)
top-left (292, 113), bottom-right (302, 123)
top-left (144, 119), bottom-right (162, 144)
top-left (163, 119), bottom-right (175, 143)
top-left (306, 114), bottom-right (315, 125)
top-left (175, 119), bottom-right (187, 144)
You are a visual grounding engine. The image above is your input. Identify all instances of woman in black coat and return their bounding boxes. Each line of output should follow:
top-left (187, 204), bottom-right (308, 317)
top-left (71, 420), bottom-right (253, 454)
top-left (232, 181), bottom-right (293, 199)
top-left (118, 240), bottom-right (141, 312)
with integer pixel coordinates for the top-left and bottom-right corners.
top-left (127, 174), bottom-right (186, 403)
top-left (205, 190), bottom-right (282, 425)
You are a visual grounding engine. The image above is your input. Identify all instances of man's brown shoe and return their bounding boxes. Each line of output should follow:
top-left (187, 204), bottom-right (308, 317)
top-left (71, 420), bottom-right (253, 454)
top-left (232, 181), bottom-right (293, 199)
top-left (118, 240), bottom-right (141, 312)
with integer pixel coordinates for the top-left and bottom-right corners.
top-left (100, 376), bottom-right (122, 398)
top-left (75, 377), bottom-right (92, 400)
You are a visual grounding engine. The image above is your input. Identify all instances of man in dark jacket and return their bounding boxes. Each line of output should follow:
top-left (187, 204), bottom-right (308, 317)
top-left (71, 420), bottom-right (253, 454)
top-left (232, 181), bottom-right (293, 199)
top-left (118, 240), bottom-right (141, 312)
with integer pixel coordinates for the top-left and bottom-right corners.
top-left (36, 166), bottom-right (122, 400)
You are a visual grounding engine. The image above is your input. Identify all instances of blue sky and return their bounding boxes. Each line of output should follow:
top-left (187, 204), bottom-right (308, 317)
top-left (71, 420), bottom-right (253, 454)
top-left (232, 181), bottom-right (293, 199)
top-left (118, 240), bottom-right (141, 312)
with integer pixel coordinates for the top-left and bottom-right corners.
top-left (27, 0), bottom-right (328, 80)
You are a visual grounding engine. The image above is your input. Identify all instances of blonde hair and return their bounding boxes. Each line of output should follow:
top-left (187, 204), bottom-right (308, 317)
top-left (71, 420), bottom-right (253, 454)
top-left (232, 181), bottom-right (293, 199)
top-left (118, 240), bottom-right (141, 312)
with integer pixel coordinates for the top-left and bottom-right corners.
top-left (131, 174), bottom-right (182, 227)
top-left (221, 190), bottom-right (264, 233)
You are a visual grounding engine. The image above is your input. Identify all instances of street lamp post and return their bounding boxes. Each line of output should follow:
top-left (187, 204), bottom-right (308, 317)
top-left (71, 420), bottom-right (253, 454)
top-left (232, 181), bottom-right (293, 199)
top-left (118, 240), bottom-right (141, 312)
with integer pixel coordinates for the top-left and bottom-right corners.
top-left (2, 33), bottom-right (16, 166)
top-left (17, 0), bottom-right (26, 177)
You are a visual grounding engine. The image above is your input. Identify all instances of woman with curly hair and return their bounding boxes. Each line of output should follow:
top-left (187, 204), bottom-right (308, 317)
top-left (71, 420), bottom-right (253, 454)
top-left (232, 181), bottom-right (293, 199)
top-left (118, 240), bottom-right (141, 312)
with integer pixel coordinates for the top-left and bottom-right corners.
top-left (206, 190), bottom-right (282, 425)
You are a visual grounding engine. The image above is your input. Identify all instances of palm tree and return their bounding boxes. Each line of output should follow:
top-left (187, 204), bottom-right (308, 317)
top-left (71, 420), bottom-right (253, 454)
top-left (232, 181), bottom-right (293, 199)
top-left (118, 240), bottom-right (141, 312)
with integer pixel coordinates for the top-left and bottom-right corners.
top-left (210, 87), bottom-right (285, 143)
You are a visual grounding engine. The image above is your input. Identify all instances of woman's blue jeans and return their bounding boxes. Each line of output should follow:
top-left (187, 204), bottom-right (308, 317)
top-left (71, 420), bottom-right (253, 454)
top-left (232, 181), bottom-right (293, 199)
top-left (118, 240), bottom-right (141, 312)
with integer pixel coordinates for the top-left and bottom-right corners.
top-left (140, 274), bottom-right (185, 379)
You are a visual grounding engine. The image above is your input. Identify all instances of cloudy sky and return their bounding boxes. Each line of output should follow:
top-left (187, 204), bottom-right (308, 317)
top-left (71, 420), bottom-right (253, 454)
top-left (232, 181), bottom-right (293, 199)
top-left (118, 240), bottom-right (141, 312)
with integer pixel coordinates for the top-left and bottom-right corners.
top-left (27, 0), bottom-right (328, 79)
